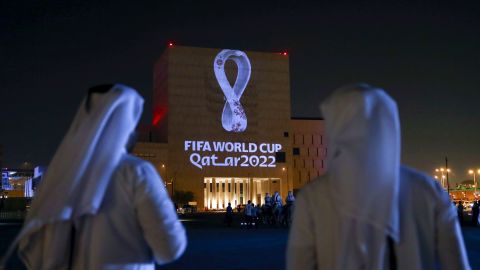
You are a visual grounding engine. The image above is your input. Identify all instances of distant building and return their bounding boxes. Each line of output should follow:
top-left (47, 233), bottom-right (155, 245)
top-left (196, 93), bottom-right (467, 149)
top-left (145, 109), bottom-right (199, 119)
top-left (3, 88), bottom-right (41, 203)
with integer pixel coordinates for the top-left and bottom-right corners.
top-left (0, 144), bottom-right (3, 170)
top-left (132, 46), bottom-right (326, 210)
top-left (1, 168), bottom-right (34, 198)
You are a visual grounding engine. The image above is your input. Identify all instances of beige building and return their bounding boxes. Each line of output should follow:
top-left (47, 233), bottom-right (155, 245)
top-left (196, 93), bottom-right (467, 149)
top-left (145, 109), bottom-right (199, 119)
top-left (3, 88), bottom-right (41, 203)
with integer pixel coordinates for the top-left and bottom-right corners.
top-left (133, 46), bottom-right (325, 210)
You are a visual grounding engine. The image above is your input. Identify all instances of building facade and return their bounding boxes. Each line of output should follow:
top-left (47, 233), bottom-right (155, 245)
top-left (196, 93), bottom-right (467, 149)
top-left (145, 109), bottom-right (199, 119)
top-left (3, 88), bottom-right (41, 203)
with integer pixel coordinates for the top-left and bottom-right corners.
top-left (133, 46), bottom-right (326, 210)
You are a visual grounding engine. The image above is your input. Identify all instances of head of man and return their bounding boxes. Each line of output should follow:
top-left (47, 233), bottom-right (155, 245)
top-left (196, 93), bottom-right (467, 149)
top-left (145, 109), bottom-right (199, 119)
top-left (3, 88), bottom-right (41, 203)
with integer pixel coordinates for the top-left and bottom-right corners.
top-left (320, 83), bottom-right (401, 241)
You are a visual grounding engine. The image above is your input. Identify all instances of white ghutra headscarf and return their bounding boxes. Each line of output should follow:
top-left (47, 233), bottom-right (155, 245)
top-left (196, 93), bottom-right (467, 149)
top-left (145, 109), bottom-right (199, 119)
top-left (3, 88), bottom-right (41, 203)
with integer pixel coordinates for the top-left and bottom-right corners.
top-left (2, 84), bottom-right (144, 269)
top-left (321, 84), bottom-right (401, 243)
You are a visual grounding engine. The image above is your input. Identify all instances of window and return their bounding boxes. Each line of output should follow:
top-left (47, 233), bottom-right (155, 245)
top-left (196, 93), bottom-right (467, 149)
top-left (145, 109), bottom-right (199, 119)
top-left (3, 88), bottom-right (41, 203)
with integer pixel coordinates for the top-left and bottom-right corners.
top-left (228, 183), bottom-right (231, 192)
top-left (210, 183), bottom-right (212, 192)
top-left (216, 183), bottom-right (219, 191)
top-left (293, 147), bottom-right (300, 155)
top-left (222, 183), bottom-right (225, 192)
top-left (276, 151), bottom-right (286, 163)
top-left (284, 131), bottom-right (289, 137)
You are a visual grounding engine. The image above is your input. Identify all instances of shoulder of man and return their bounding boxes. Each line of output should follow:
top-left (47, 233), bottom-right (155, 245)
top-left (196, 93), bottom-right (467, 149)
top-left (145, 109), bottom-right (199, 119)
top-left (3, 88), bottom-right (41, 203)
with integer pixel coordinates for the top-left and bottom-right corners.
top-left (115, 154), bottom-right (160, 182)
top-left (400, 165), bottom-right (446, 195)
top-left (295, 174), bottom-right (330, 205)
top-left (400, 165), bottom-right (453, 211)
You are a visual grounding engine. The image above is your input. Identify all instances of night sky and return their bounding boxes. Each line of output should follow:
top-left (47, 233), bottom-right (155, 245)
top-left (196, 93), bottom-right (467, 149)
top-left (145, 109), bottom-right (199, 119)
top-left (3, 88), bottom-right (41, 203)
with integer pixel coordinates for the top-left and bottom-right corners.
top-left (1, 1), bottom-right (479, 183)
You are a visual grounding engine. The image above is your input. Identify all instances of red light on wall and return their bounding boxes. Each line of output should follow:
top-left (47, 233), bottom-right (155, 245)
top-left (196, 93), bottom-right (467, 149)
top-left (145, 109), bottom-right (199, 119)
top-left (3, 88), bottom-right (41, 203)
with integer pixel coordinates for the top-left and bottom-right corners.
top-left (153, 107), bottom-right (167, 125)
top-left (281, 51), bottom-right (288, 56)
top-left (168, 42), bottom-right (174, 47)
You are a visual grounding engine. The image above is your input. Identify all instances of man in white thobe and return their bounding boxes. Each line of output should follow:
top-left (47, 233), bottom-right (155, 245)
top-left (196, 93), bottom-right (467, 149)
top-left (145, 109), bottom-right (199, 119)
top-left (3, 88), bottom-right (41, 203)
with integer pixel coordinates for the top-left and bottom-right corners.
top-left (3, 84), bottom-right (186, 270)
top-left (287, 84), bottom-right (470, 270)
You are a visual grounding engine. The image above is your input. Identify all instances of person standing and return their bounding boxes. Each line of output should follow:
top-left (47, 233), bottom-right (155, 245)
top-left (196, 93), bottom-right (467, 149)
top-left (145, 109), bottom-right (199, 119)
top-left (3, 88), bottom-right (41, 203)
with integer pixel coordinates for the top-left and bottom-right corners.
top-left (3, 84), bottom-right (187, 270)
top-left (225, 202), bottom-right (233, 227)
top-left (471, 201), bottom-right (479, 227)
top-left (287, 84), bottom-right (470, 270)
top-left (244, 200), bottom-right (253, 228)
top-left (458, 201), bottom-right (465, 226)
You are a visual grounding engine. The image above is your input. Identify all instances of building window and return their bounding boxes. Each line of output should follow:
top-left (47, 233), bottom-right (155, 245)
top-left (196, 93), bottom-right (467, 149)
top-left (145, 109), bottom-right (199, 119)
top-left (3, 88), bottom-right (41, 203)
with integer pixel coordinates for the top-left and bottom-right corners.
top-left (240, 183), bottom-right (243, 194)
top-left (276, 151), bottom-right (286, 163)
top-left (228, 183), bottom-right (231, 192)
top-left (284, 131), bottom-right (289, 137)
top-left (222, 183), bottom-right (225, 192)
top-left (210, 183), bottom-right (212, 192)
top-left (216, 183), bottom-right (219, 191)
top-left (293, 148), bottom-right (300, 155)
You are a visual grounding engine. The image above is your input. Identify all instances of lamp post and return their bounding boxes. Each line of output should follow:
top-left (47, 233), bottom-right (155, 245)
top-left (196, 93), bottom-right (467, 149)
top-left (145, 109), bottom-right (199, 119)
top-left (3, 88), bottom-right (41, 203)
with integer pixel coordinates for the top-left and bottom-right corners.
top-left (282, 166), bottom-right (290, 197)
top-left (468, 169), bottom-right (480, 196)
top-left (435, 168), bottom-right (450, 189)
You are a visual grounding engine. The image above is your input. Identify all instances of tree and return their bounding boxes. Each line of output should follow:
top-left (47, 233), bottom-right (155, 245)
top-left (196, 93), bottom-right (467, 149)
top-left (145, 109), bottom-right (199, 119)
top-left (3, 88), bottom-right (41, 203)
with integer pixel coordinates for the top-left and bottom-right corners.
top-left (173, 190), bottom-right (194, 205)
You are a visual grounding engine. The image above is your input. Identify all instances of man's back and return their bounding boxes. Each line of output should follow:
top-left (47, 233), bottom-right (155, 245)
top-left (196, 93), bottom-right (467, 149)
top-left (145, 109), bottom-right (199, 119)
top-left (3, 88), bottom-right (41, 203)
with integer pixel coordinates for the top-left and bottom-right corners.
top-left (287, 165), bottom-right (470, 270)
top-left (73, 155), bottom-right (186, 270)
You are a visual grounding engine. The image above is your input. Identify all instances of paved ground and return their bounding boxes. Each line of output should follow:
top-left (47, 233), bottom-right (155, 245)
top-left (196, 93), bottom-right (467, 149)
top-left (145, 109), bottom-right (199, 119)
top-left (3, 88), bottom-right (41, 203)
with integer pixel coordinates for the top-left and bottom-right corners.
top-left (1, 213), bottom-right (480, 269)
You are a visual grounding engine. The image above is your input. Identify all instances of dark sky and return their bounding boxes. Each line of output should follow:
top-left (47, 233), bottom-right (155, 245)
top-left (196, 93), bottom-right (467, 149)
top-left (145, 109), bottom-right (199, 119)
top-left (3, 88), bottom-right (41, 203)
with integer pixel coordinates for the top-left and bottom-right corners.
top-left (1, 1), bottom-right (479, 183)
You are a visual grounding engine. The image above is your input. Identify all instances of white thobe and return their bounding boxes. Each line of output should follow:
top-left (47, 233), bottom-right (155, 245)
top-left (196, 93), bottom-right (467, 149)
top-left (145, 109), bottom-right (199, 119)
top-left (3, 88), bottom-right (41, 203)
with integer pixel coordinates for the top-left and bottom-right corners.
top-left (287, 165), bottom-right (470, 270)
top-left (70, 155), bottom-right (186, 270)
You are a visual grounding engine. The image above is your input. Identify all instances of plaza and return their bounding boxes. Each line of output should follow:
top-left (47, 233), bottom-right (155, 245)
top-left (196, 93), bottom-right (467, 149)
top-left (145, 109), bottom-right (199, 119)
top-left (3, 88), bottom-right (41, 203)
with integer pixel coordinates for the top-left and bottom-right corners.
top-left (2, 213), bottom-right (480, 269)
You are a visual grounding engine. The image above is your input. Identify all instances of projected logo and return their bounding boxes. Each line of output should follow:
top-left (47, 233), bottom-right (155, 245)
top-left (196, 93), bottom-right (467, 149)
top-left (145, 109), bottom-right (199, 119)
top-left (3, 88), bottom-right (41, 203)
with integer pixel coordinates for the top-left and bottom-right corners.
top-left (214, 49), bottom-right (251, 132)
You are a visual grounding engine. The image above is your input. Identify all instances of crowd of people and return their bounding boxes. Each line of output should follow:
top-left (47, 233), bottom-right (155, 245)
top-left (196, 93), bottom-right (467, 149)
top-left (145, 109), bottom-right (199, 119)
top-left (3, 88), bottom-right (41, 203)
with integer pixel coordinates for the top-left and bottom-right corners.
top-left (455, 200), bottom-right (480, 227)
top-left (224, 191), bottom-right (296, 228)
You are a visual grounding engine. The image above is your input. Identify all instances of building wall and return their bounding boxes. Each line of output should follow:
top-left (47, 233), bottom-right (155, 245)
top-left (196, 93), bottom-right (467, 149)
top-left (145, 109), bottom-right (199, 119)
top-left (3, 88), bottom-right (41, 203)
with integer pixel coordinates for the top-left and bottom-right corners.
top-left (134, 46), bottom-right (326, 210)
top-left (291, 119), bottom-right (327, 193)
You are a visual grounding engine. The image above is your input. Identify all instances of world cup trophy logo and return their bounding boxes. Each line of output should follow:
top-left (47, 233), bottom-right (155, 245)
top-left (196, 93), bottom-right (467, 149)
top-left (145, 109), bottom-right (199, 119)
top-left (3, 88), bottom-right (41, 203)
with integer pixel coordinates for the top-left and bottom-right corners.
top-left (214, 49), bottom-right (251, 132)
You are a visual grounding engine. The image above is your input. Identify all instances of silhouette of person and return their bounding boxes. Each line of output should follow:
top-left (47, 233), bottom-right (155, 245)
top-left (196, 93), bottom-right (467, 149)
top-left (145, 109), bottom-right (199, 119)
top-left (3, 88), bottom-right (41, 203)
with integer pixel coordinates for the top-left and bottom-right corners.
top-left (287, 84), bottom-right (470, 270)
top-left (471, 201), bottom-right (479, 227)
top-left (458, 201), bottom-right (465, 226)
top-left (225, 202), bottom-right (233, 227)
top-left (3, 84), bottom-right (186, 270)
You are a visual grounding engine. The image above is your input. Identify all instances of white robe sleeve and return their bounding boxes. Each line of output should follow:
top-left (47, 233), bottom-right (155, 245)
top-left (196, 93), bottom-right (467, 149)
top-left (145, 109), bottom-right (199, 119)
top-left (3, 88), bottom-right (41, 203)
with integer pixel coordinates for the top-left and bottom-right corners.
top-left (287, 193), bottom-right (316, 270)
top-left (435, 188), bottom-right (471, 270)
top-left (133, 162), bottom-right (187, 265)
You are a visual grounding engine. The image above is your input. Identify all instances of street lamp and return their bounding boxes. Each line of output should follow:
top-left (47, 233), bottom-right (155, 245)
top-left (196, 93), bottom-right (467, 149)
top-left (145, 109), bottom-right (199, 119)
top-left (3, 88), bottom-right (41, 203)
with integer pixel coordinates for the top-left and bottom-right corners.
top-left (468, 169), bottom-right (480, 196)
top-left (435, 168), bottom-right (451, 189)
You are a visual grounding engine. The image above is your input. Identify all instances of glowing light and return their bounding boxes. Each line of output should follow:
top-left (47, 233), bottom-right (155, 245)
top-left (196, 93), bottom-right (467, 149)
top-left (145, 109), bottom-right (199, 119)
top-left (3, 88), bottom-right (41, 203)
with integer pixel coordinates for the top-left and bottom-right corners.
top-left (168, 42), bottom-right (174, 47)
top-left (214, 49), bottom-right (251, 133)
top-left (152, 107), bottom-right (167, 125)
top-left (281, 51), bottom-right (288, 56)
